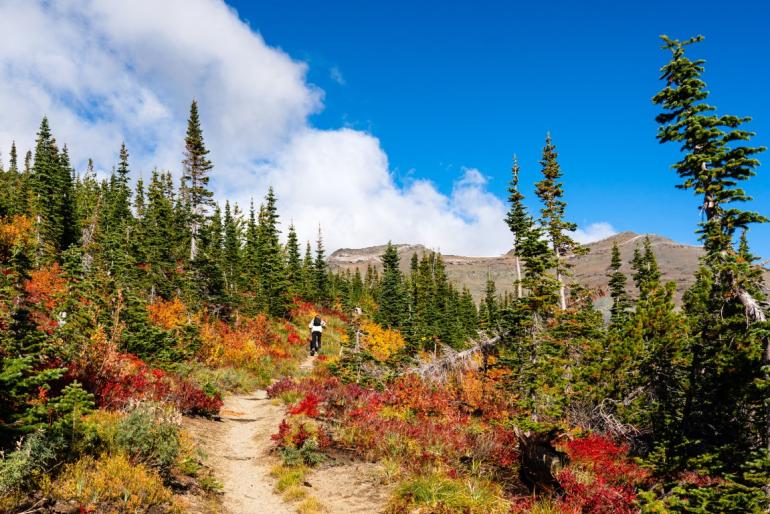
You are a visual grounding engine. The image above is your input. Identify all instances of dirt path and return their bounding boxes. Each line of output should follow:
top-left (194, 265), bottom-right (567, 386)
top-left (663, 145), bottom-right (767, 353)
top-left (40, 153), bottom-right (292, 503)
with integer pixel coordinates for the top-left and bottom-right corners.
top-left (185, 356), bottom-right (389, 513)
top-left (185, 389), bottom-right (293, 514)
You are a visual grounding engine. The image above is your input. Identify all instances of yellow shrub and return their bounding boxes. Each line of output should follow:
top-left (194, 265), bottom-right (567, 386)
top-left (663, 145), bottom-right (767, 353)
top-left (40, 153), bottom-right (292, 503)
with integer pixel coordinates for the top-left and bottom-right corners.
top-left (52, 454), bottom-right (178, 513)
top-left (0, 215), bottom-right (33, 252)
top-left (361, 321), bottom-right (406, 362)
top-left (147, 297), bottom-right (188, 330)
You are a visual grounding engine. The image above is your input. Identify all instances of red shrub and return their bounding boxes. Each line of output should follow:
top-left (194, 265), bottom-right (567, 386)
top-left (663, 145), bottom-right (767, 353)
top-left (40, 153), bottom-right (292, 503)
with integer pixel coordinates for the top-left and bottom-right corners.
top-left (555, 434), bottom-right (649, 514)
top-left (563, 434), bottom-right (648, 485)
top-left (290, 393), bottom-right (321, 417)
top-left (71, 344), bottom-right (222, 416)
top-left (558, 468), bottom-right (637, 514)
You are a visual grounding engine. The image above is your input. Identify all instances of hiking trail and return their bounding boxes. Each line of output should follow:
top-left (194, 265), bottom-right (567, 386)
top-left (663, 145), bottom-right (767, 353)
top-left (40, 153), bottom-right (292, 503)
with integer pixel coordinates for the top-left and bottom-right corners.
top-left (184, 356), bottom-right (390, 513)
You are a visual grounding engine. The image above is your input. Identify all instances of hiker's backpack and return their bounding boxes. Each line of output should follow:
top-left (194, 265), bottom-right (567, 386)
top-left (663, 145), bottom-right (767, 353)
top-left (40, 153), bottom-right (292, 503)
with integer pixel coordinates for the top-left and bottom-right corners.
top-left (313, 316), bottom-right (322, 326)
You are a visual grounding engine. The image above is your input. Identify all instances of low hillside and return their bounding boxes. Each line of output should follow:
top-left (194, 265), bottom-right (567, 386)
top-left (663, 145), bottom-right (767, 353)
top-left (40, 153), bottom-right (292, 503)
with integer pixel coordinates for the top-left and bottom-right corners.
top-left (329, 232), bottom-right (770, 305)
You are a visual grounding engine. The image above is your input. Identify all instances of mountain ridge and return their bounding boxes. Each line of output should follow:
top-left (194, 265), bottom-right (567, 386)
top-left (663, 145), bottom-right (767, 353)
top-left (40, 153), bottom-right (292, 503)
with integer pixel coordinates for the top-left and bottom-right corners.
top-left (328, 232), bottom-right (769, 306)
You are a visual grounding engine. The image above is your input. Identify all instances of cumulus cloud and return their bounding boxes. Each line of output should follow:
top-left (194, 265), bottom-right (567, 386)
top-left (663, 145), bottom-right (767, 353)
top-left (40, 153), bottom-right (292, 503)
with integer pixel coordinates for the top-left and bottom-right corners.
top-left (571, 222), bottom-right (617, 244)
top-left (0, 0), bottom-right (614, 255)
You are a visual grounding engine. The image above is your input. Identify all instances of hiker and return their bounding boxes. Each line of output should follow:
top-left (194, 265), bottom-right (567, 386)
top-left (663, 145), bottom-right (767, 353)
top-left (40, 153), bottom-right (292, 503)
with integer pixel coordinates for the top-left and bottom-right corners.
top-left (308, 314), bottom-right (326, 356)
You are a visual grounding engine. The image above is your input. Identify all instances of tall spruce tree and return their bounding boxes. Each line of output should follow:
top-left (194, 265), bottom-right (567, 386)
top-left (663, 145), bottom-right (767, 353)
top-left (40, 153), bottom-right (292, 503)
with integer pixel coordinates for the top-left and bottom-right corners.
top-left (376, 242), bottom-right (405, 329)
top-left (505, 155), bottom-right (529, 299)
top-left (285, 224), bottom-right (302, 298)
top-left (222, 201), bottom-right (241, 295)
top-left (258, 188), bottom-right (288, 317)
top-left (182, 100), bottom-right (214, 261)
top-left (535, 134), bottom-right (585, 310)
top-left (607, 242), bottom-right (630, 324)
top-left (630, 237), bottom-right (661, 300)
top-left (655, 35), bottom-right (770, 465)
top-left (313, 228), bottom-right (329, 305)
top-left (302, 241), bottom-right (314, 300)
top-left (31, 117), bottom-right (77, 262)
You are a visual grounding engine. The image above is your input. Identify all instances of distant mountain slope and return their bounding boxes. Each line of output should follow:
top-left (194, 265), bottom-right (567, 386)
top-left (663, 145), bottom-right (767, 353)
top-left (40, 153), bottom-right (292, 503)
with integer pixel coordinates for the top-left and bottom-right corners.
top-left (328, 232), bottom-right (770, 307)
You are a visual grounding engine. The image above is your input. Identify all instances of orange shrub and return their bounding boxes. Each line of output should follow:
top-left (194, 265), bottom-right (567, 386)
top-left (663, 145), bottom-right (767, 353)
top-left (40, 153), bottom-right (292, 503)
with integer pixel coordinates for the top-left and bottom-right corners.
top-left (0, 215), bottom-right (33, 256)
top-left (147, 297), bottom-right (187, 330)
top-left (200, 314), bottom-right (283, 368)
top-left (24, 263), bottom-right (67, 333)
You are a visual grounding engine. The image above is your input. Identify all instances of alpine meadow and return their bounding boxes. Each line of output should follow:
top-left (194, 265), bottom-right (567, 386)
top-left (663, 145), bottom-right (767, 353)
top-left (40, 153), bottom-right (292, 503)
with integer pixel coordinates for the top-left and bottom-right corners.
top-left (1, 3), bottom-right (770, 514)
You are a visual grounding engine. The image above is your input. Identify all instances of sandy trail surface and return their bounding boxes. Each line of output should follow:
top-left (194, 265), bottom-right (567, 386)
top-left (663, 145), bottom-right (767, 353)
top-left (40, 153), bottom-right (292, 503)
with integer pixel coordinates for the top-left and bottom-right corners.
top-left (185, 389), bottom-right (293, 514)
top-left (185, 356), bottom-right (389, 513)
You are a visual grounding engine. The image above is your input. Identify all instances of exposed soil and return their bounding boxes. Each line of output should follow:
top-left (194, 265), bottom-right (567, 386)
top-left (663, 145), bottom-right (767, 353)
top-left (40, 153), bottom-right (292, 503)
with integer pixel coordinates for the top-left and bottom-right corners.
top-left (184, 390), bottom-right (293, 514)
top-left (183, 356), bottom-right (390, 513)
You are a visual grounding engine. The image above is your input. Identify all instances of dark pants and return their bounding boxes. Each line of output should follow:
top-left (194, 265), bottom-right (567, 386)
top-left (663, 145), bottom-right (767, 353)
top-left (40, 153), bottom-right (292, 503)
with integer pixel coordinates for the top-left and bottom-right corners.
top-left (310, 331), bottom-right (322, 353)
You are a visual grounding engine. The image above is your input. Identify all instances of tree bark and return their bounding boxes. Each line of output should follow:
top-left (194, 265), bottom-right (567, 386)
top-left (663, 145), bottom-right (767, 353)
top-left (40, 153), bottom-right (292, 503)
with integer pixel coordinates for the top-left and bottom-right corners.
top-left (735, 287), bottom-right (770, 451)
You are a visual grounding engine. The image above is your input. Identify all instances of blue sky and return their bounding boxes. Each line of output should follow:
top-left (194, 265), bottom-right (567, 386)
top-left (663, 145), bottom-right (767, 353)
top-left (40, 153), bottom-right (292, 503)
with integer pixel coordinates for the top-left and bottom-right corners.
top-left (235, 0), bottom-right (770, 257)
top-left (0, 1), bottom-right (767, 257)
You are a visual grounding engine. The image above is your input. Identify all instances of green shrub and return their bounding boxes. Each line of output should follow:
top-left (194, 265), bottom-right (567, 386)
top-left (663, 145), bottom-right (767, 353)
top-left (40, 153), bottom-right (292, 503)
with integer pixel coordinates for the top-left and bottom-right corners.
top-left (0, 431), bottom-right (61, 497)
top-left (638, 480), bottom-right (769, 513)
top-left (114, 403), bottom-right (181, 475)
top-left (386, 471), bottom-right (510, 514)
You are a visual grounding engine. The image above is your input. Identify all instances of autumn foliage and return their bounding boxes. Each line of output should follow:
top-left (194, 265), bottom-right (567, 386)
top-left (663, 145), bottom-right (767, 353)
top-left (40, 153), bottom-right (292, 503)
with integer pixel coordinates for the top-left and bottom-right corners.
top-left (360, 320), bottom-right (406, 361)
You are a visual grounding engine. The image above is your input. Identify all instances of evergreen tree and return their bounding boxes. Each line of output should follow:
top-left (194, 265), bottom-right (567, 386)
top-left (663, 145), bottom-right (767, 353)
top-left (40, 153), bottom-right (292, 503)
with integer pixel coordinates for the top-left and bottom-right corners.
top-left (534, 134), bottom-right (585, 310)
top-left (654, 34), bottom-right (769, 469)
top-left (8, 141), bottom-right (18, 174)
top-left (482, 274), bottom-right (499, 329)
top-left (654, 35), bottom-right (766, 256)
top-left (102, 143), bottom-right (134, 283)
top-left (31, 117), bottom-right (78, 262)
top-left (182, 100), bottom-right (214, 261)
top-left (243, 200), bottom-right (260, 290)
top-left (313, 228), bottom-right (329, 305)
top-left (285, 224), bottom-right (302, 298)
top-left (143, 170), bottom-right (177, 300)
top-left (222, 201), bottom-right (241, 295)
top-left (258, 188), bottom-right (289, 316)
top-left (302, 241), bottom-right (314, 300)
top-left (505, 155), bottom-right (529, 298)
top-left (607, 242), bottom-right (630, 323)
top-left (375, 242), bottom-right (405, 329)
top-left (631, 237), bottom-right (661, 300)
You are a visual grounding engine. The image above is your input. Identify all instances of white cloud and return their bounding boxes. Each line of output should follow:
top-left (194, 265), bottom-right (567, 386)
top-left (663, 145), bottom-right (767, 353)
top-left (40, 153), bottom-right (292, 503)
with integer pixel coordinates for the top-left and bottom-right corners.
top-left (0, 0), bottom-right (613, 256)
top-left (571, 222), bottom-right (617, 244)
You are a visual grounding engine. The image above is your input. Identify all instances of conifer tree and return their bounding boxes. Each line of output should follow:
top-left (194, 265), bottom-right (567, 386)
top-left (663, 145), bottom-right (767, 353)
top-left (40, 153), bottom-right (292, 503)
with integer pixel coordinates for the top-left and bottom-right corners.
top-left (31, 117), bottom-right (76, 261)
top-left (258, 188), bottom-right (288, 316)
top-left (57, 145), bottom-right (78, 253)
top-left (482, 274), bottom-right (498, 329)
top-left (376, 242), bottom-right (406, 329)
top-left (518, 219), bottom-right (559, 324)
top-left (285, 224), bottom-right (302, 298)
top-left (8, 141), bottom-right (18, 173)
top-left (535, 134), bottom-right (585, 310)
top-left (313, 228), bottom-right (329, 305)
top-left (654, 35), bottom-right (766, 257)
top-left (243, 200), bottom-right (260, 289)
top-left (134, 177), bottom-right (146, 219)
top-left (302, 241), bottom-right (314, 299)
top-left (655, 34), bottom-right (769, 463)
top-left (182, 100), bottom-right (214, 261)
top-left (505, 155), bottom-right (529, 298)
top-left (631, 237), bottom-right (661, 300)
top-left (102, 143), bottom-right (134, 283)
top-left (607, 242), bottom-right (630, 323)
top-left (222, 201), bottom-right (241, 295)
top-left (144, 170), bottom-right (176, 299)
